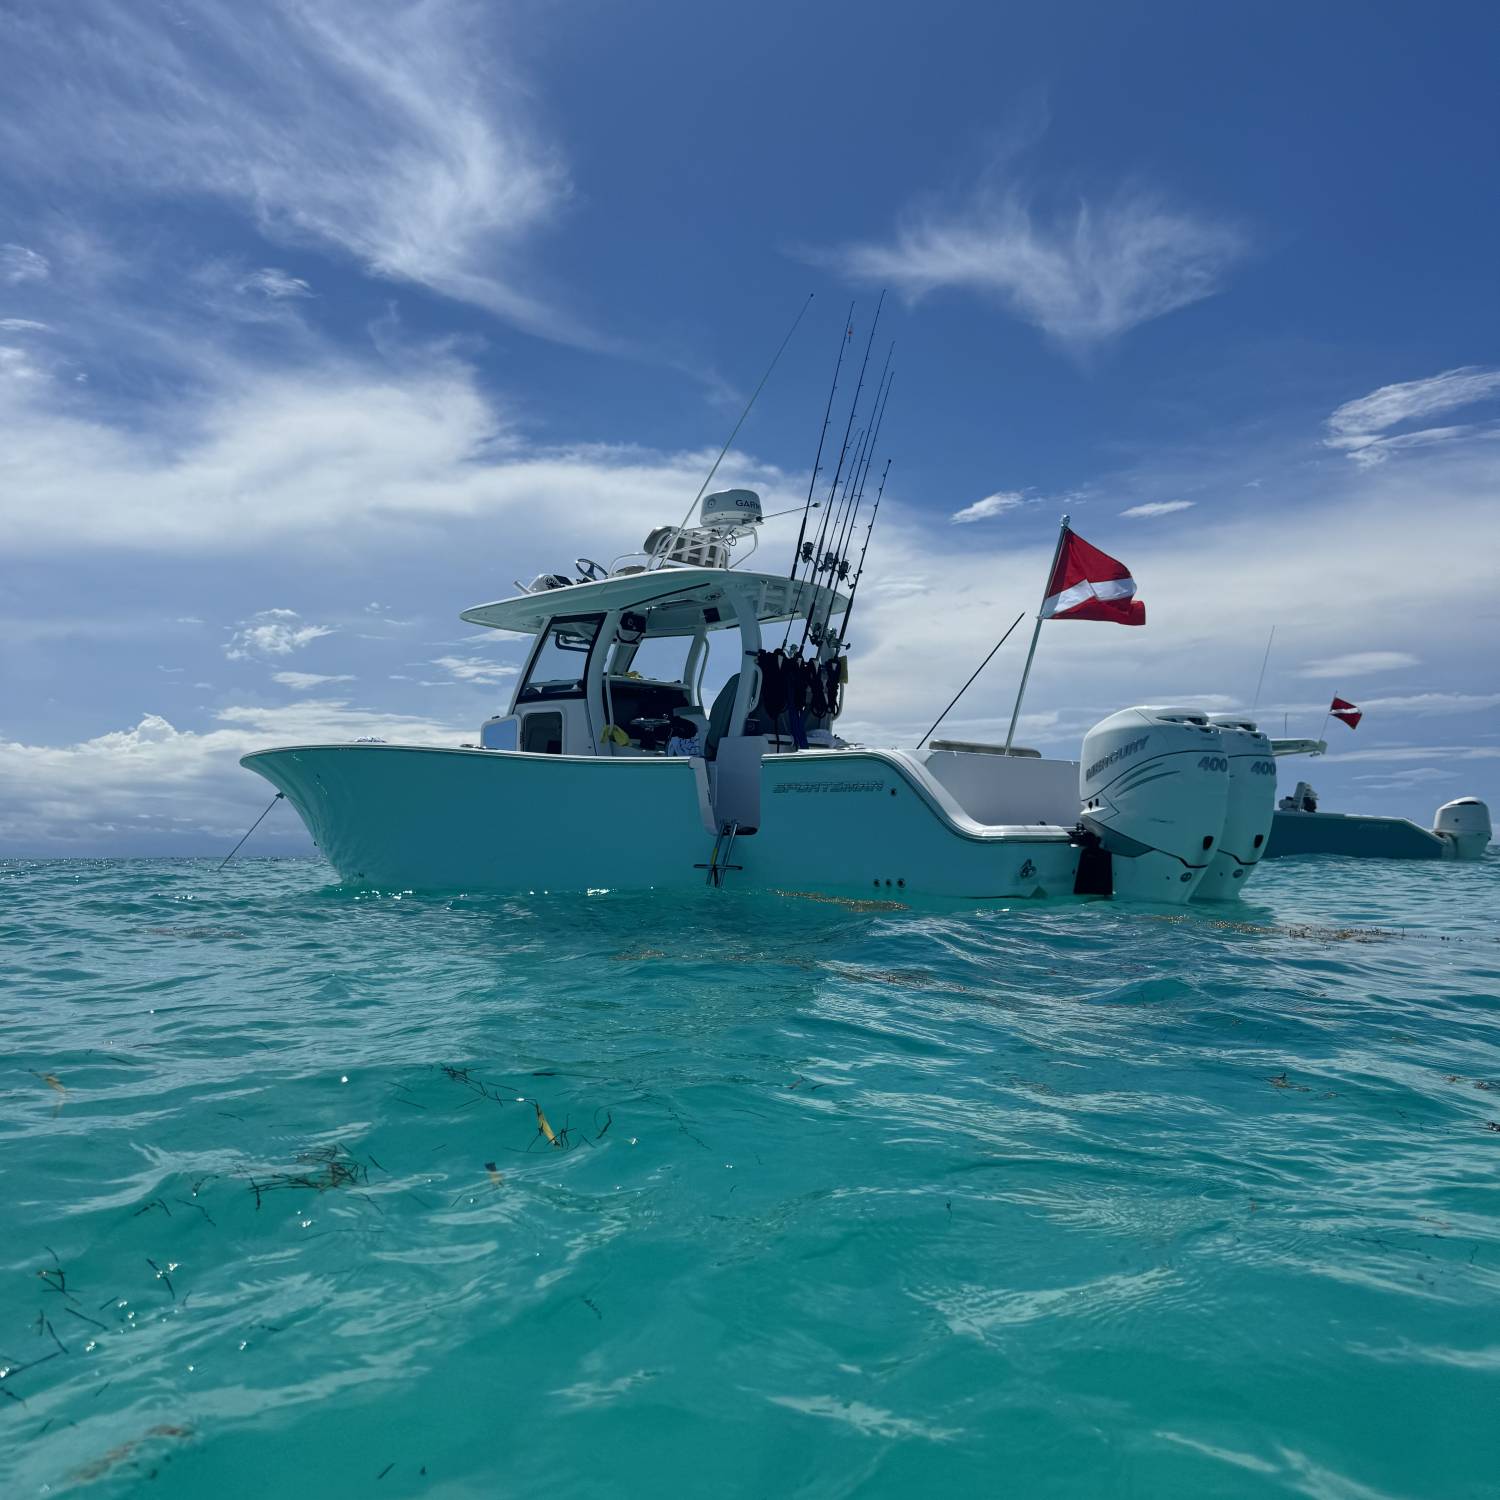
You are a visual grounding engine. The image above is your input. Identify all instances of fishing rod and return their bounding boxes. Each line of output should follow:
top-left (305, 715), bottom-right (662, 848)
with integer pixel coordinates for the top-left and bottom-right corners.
top-left (785, 427), bottom-right (865, 649)
top-left (787, 302), bottom-right (854, 585)
top-left (824, 423), bottom-right (870, 574)
top-left (813, 360), bottom-right (894, 647)
top-left (796, 297), bottom-right (884, 601)
top-left (797, 291), bottom-right (884, 652)
top-left (836, 456), bottom-right (892, 644)
top-left (831, 359), bottom-right (893, 581)
top-left (812, 421), bottom-right (875, 640)
top-left (657, 291), bottom-right (814, 570)
top-left (794, 411), bottom-right (859, 607)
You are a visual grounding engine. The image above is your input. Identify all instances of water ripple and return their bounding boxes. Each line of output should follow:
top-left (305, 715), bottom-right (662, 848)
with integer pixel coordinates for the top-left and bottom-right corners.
top-left (1, 853), bottom-right (1497, 1496)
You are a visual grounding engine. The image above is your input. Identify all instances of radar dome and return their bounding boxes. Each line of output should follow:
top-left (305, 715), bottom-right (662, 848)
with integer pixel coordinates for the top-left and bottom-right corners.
top-left (700, 489), bottom-right (763, 530)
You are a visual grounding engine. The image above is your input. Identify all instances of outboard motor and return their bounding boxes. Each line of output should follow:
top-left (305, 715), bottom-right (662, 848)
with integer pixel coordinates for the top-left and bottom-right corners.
top-left (1433, 798), bottom-right (1492, 861)
top-left (1195, 714), bottom-right (1277, 899)
top-left (1079, 707), bottom-right (1230, 902)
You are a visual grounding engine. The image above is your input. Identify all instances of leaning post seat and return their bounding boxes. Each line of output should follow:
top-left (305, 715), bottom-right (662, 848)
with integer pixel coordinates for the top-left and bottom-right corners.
top-left (705, 673), bottom-right (740, 760)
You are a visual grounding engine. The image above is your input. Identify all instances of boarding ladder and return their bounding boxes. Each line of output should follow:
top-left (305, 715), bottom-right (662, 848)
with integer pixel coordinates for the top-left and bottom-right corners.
top-left (696, 822), bottom-right (743, 887)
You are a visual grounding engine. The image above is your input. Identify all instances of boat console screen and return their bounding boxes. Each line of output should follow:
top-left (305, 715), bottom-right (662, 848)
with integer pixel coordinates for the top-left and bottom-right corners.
top-left (517, 614), bottom-right (603, 702)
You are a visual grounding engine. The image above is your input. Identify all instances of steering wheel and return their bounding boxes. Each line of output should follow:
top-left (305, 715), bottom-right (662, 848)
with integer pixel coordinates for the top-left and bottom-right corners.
top-left (575, 557), bottom-right (607, 582)
top-left (629, 714), bottom-right (671, 750)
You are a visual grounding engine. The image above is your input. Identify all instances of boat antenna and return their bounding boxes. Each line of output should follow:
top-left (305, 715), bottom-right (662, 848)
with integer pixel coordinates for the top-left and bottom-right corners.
top-left (787, 302), bottom-right (854, 584)
top-left (837, 455), bottom-right (892, 642)
top-left (1250, 624), bottom-right (1275, 713)
top-left (796, 291), bottom-right (884, 649)
top-left (915, 612), bottom-right (1027, 749)
top-left (656, 292), bottom-right (814, 570)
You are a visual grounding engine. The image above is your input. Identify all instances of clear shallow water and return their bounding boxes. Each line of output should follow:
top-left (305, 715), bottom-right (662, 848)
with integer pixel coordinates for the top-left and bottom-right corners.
top-left (2, 856), bottom-right (1499, 1499)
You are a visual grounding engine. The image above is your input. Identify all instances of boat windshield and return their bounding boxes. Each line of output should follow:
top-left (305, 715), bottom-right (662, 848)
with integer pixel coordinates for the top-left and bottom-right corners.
top-left (612, 632), bottom-right (692, 682)
top-left (517, 614), bottom-right (603, 702)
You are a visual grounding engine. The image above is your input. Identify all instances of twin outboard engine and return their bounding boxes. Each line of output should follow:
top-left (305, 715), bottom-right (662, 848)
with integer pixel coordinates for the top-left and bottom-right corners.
top-left (1194, 714), bottom-right (1277, 898)
top-left (1433, 797), bottom-right (1493, 861)
top-left (1079, 707), bottom-right (1229, 903)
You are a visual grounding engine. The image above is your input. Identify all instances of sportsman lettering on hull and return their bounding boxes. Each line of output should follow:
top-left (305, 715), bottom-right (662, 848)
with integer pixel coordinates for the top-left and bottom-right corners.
top-left (773, 780), bottom-right (886, 795)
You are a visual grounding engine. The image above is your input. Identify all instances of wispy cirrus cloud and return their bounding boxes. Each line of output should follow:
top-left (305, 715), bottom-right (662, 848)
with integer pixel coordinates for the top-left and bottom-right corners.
top-left (1120, 500), bottom-right (1195, 518)
top-left (1319, 744), bottom-right (1500, 766)
top-left (817, 180), bottom-right (1248, 351)
top-left (1297, 651), bottom-right (1419, 679)
top-left (1325, 366), bottom-right (1500, 466)
top-left (239, 268), bottom-right (313, 301)
top-left (952, 492), bottom-right (1025, 523)
top-left (0, 0), bottom-right (580, 342)
top-left (1357, 692), bottom-right (1500, 714)
top-left (271, 670), bottom-right (354, 690)
top-left (428, 656), bottom-right (520, 685)
top-left (1352, 766), bottom-right (1454, 788)
top-left (1, 242), bottom-right (49, 284)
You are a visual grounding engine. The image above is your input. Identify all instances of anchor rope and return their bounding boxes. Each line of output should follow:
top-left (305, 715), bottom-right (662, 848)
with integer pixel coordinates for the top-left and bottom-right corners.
top-left (217, 792), bottom-right (284, 871)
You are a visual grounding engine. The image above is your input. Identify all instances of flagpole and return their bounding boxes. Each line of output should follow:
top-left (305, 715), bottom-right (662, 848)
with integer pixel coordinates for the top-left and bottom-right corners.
top-left (1003, 514), bottom-right (1070, 756)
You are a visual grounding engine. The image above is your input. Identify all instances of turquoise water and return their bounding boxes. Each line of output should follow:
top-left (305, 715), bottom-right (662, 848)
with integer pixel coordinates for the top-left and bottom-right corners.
top-left (3, 857), bottom-right (1498, 1498)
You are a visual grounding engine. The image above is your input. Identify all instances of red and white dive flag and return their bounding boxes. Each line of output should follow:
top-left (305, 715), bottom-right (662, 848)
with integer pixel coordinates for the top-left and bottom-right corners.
top-left (1330, 696), bottom-right (1362, 730)
top-left (1040, 526), bottom-right (1145, 626)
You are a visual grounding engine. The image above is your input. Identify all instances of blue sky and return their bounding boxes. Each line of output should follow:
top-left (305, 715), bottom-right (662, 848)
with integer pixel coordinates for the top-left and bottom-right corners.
top-left (2, 0), bottom-right (1497, 854)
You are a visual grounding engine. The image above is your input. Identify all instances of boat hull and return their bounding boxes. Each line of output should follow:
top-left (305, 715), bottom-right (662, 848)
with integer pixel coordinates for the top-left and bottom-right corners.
top-left (241, 745), bottom-right (1081, 899)
top-left (1264, 809), bottom-right (1451, 861)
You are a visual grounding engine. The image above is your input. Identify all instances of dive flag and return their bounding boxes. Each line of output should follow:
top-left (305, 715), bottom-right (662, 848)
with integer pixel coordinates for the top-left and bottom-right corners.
top-left (1330, 696), bottom-right (1362, 730)
top-left (1040, 526), bottom-right (1145, 626)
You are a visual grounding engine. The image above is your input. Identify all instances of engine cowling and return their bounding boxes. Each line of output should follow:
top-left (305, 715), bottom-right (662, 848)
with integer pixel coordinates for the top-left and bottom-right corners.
top-left (1080, 707), bottom-right (1230, 902)
top-left (1433, 798), bottom-right (1492, 861)
top-left (1195, 715), bottom-right (1277, 900)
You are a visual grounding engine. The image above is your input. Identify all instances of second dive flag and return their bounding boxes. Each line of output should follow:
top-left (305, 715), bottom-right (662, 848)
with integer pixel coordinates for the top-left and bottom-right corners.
top-left (1330, 696), bottom-right (1362, 730)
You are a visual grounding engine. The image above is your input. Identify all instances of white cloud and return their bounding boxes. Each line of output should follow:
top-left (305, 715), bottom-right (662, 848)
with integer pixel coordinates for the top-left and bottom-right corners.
top-left (0, 700), bottom-right (470, 853)
top-left (1, 242), bottom-right (49, 284)
top-left (271, 670), bottom-right (355, 690)
top-left (952, 492), bottom-right (1024, 523)
top-left (821, 184), bottom-right (1247, 349)
top-left (0, 342), bottom-right (801, 553)
top-left (1325, 367), bottom-right (1500, 466)
top-left (1297, 651), bottom-right (1419, 679)
top-left (0, 1), bottom-right (579, 341)
top-left (225, 610), bottom-right (334, 659)
top-left (429, 656), bottom-right (520, 685)
top-left (0, 317), bottom-right (49, 332)
top-left (1120, 500), bottom-right (1195, 518)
